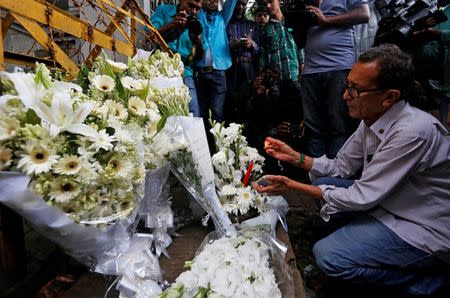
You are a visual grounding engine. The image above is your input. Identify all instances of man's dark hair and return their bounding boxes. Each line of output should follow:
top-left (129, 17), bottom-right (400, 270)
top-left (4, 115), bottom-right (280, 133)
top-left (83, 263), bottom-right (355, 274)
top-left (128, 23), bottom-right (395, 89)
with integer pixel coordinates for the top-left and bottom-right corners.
top-left (358, 44), bottom-right (415, 96)
top-left (358, 44), bottom-right (421, 102)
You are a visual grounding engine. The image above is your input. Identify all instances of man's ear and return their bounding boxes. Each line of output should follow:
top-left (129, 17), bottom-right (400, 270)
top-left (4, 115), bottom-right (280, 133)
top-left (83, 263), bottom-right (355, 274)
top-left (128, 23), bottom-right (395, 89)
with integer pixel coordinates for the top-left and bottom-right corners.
top-left (382, 89), bottom-right (401, 108)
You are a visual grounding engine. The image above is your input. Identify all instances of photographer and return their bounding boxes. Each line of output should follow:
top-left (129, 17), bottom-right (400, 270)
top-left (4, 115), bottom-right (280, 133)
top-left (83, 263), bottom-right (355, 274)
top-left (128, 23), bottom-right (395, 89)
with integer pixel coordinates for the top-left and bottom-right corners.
top-left (151, 0), bottom-right (203, 117)
top-left (243, 66), bottom-right (304, 175)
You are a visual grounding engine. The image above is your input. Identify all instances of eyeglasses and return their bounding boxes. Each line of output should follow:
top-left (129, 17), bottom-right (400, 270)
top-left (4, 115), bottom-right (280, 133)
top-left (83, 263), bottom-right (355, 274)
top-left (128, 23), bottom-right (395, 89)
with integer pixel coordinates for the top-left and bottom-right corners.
top-left (344, 83), bottom-right (386, 99)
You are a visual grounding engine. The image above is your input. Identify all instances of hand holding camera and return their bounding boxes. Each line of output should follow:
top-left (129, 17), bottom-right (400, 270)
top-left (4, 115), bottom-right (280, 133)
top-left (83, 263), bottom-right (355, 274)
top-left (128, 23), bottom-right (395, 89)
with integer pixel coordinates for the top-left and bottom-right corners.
top-left (173, 10), bottom-right (188, 28)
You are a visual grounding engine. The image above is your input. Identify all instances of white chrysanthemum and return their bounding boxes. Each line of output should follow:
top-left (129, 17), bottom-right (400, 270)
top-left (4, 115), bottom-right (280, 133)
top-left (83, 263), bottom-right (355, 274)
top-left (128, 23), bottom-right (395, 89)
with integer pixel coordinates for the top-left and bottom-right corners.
top-left (147, 108), bottom-right (161, 123)
top-left (146, 100), bottom-right (158, 111)
top-left (219, 184), bottom-right (237, 196)
top-left (0, 148), bottom-right (13, 170)
top-left (88, 129), bottom-right (116, 151)
top-left (53, 155), bottom-right (82, 175)
top-left (78, 160), bottom-right (100, 183)
top-left (17, 142), bottom-right (59, 175)
top-left (220, 197), bottom-right (238, 214)
top-left (49, 177), bottom-right (81, 203)
top-left (254, 195), bottom-right (267, 213)
top-left (106, 59), bottom-right (128, 73)
top-left (235, 186), bottom-right (255, 212)
top-left (0, 117), bottom-right (20, 141)
top-left (121, 76), bottom-right (143, 93)
top-left (92, 75), bottom-right (115, 93)
top-left (105, 156), bottom-right (134, 179)
top-left (127, 96), bottom-right (147, 116)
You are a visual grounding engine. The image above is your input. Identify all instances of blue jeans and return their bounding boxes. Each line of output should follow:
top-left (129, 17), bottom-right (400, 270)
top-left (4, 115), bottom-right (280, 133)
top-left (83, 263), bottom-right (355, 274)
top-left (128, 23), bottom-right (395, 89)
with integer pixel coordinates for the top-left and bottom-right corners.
top-left (183, 76), bottom-right (200, 117)
top-left (301, 70), bottom-right (356, 158)
top-left (197, 70), bottom-right (227, 122)
top-left (312, 177), bottom-right (449, 295)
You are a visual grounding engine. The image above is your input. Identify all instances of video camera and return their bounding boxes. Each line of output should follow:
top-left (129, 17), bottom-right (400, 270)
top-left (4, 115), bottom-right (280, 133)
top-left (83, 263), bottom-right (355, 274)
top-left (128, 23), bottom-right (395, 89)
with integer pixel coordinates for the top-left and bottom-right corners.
top-left (283, 0), bottom-right (320, 48)
top-left (375, 0), bottom-right (450, 47)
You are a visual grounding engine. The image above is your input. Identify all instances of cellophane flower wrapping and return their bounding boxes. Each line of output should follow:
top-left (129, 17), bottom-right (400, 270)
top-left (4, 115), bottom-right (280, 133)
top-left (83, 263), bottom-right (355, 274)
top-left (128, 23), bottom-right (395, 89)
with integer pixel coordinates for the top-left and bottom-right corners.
top-left (153, 116), bottom-right (236, 238)
top-left (160, 225), bottom-right (295, 298)
top-left (0, 64), bottom-right (146, 274)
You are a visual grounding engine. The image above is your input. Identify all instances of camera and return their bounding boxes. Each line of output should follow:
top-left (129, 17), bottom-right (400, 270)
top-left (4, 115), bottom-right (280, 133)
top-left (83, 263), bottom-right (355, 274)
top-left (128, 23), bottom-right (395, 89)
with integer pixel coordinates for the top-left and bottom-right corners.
top-left (283, 0), bottom-right (319, 47)
top-left (186, 13), bottom-right (203, 40)
top-left (375, 0), bottom-right (449, 47)
top-left (261, 73), bottom-right (274, 89)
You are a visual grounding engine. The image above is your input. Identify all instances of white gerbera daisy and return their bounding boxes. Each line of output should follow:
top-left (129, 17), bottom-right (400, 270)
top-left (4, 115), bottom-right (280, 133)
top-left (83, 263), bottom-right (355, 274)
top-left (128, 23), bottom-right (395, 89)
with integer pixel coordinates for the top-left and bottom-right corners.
top-left (54, 155), bottom-right (82, 175)
top-left (49, 176), bottom-right (81, 203)
top-left (105, 156), bottom-right (134, 178)
top-left (121, 76), bottom-right (143, 93)
top-left (88, 129), bottom-right (116, 151)
top-left (235, 186), bottom-right (255, 213)
top-left (92, 75), bottom-right (115, 93)
top-left (0, 148), bottom-right (13, 170)
top-left (106, 59), bottom-right (128, 73)
top-left (105, 100), bottom-right (128, 120)
top-left (0, 117), bottom-right (20, 141)
top-left (127, 96), bottom-right (147, 116)
top-left (17, 142), bottom-right (59, 175)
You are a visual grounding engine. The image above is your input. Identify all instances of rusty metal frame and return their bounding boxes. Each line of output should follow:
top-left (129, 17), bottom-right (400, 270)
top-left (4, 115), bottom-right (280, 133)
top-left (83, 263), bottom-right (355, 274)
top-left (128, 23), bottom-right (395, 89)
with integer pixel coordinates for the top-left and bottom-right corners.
top-left (0, 0), bottom-right (171, 74)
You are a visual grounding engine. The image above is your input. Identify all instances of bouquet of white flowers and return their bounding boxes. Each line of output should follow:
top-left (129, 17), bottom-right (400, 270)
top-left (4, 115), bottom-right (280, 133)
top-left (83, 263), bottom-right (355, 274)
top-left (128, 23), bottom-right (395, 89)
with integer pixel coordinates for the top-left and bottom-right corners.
top-left (209, 119), bottom-right (269, 217)
top-left (80, 51), bottom-right (190, 170)
top-left (160, 226), bottom-right (294, 298)
top-left (0, 64), bottom-right (145, 272)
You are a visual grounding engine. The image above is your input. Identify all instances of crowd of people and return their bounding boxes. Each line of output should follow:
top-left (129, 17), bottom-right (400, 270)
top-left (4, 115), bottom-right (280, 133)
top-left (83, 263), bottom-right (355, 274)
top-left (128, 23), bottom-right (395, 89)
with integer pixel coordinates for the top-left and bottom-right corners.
top-left (149, 0), bottom-right (450, 296)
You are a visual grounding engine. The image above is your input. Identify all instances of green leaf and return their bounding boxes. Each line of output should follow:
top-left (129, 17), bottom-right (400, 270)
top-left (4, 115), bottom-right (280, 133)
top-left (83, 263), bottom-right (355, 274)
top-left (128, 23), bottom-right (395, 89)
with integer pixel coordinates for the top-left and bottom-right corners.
top-left (156, 116), bottom-right (167, 133)
top-left (76, 64), bottom-right (91, 93)
top-left (115, 76), bottom-right (126, 101)
top-left (25, 109), bottom-right (40, 125)
top-left (105, 127), bottom-right (116, 136)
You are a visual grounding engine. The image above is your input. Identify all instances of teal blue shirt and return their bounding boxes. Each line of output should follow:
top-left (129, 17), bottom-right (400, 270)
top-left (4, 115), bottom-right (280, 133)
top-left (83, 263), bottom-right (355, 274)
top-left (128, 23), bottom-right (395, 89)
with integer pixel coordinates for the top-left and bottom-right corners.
top-left (196, 0), bottom-right (238, 70)
top-left (151, 4), bottom-right (195, 78)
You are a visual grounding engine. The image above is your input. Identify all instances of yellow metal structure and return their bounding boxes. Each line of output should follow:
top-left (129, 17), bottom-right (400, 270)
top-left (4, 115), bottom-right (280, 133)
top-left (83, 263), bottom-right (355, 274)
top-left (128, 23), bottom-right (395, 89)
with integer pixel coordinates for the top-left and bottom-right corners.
top-left (0, 0), bottom-right (171, 75)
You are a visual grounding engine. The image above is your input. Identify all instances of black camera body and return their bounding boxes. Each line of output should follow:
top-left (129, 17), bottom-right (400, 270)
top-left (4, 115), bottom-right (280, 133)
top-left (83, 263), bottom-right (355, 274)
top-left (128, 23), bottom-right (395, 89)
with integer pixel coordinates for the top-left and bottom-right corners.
top-left (261, 73), bottom-right (275, 89)
top-left (375, 0), bottom-right (449, 47)
top-left (284, 0), bottom-right (319, 47)
top-left (186, 13), bottom-right (203, 40)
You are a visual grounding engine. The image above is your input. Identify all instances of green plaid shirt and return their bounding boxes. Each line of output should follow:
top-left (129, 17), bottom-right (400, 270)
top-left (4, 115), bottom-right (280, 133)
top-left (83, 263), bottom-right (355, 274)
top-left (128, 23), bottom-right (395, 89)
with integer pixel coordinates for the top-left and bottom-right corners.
top-left (259, 19), bottom-right (299, 81)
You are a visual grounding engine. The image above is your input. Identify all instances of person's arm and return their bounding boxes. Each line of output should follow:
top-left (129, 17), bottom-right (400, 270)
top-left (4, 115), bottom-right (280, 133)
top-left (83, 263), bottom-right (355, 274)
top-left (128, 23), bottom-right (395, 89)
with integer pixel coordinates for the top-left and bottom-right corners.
top-left (308, 4), bottom-right (370, 27)
top-left (151, 6), bottom-right (187, 36)
top-left (222, 0), bottom-right (239, 25)
top-left (320, 134), bottom-right (430, 215)
top-left (253, 175), bottom-right (324, 200)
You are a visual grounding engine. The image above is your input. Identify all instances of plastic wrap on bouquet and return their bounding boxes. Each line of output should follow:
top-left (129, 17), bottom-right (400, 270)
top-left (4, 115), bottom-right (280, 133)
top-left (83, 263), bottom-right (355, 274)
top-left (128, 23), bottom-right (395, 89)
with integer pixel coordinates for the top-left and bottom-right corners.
top-left (241, 195), bottom-right (290, 234)
top-left (161, 225), bottom-right (295, 298)
top-left (115, 233), bottom-right (164, 298)
top-left (161, 116), bottom-right (236, 238)
top-left (139, 162), bottom-right (174, 257)
top-left (0, 171), bottom-right (140, 275)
